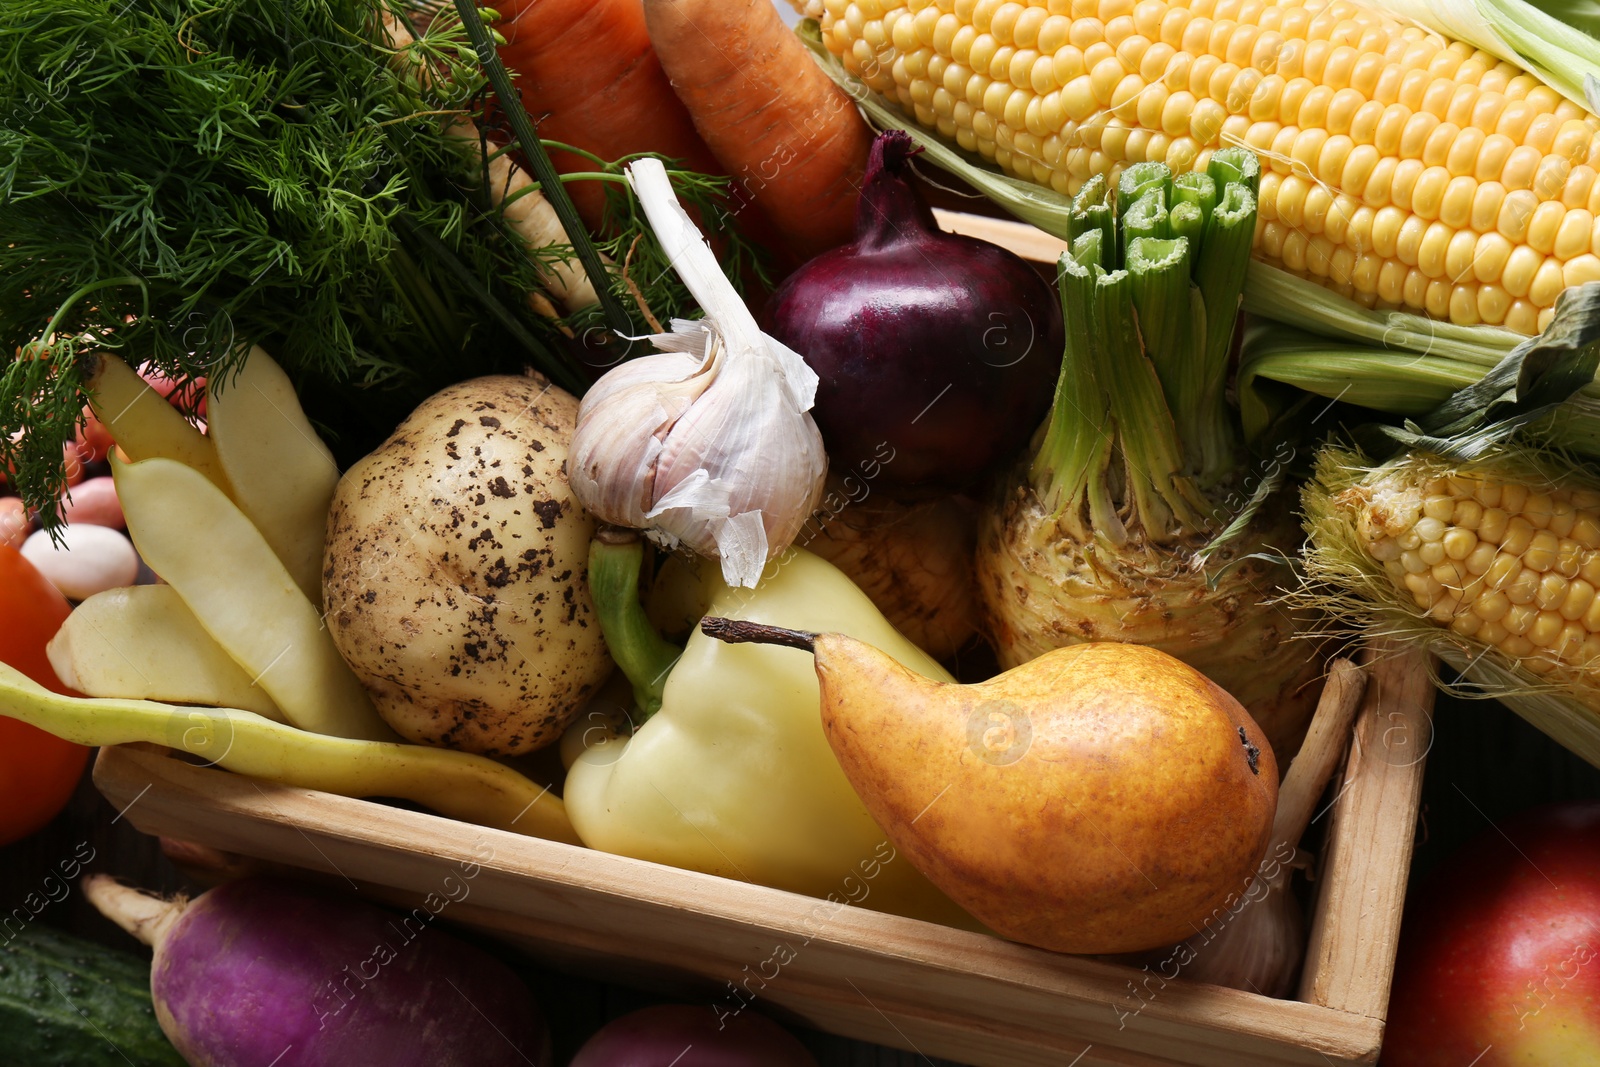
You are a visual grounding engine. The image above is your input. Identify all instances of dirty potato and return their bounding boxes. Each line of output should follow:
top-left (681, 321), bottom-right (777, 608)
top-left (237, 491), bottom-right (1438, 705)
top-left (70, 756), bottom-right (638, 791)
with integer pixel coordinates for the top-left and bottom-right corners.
top-left (323, 374), bottom-right (611, 755)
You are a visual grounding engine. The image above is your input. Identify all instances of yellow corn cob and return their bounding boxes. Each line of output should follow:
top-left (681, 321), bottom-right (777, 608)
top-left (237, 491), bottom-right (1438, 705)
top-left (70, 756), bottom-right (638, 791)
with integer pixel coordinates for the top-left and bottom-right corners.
top-left (1348, 466), bottom-right (1600, 678)
top-left (820, 0), bottom-right (1600, 333)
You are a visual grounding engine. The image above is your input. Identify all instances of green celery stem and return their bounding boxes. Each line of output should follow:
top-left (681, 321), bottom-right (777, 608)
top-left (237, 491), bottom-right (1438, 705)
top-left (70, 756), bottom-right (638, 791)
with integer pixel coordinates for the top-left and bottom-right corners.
top-left (1193, 182), bottom-right (1257, 484)
top-left (1121, 191), bottom-right (1168, 261)
top-left (1033, 233), bottom-right (1110, 538)
top-left (586, 533), bottom-right (681, 722)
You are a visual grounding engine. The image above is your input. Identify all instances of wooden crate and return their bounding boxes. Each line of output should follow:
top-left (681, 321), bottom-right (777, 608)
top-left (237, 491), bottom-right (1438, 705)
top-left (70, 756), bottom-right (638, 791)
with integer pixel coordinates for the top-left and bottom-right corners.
top-left (92, 643), bottom-right (1434, 1067)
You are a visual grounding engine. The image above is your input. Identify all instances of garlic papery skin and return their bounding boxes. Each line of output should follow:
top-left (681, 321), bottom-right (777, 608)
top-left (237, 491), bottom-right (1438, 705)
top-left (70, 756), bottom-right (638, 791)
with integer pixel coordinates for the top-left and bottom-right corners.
top-left (1169, 868), bottom-right (1306, 998)
top-left (568, 158), bottom-right (827, 588)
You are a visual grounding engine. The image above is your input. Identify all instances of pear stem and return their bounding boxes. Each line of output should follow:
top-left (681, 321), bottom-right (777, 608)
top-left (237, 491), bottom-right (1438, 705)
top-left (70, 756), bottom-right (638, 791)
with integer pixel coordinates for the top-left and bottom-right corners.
top-left (699, 617), bottom-right (818, 653)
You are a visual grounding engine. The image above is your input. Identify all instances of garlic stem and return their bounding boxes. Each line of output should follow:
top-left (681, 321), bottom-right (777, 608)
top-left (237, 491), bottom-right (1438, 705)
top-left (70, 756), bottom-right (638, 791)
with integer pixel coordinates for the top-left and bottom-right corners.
top-left (625, 159), bottom-right (817, 410)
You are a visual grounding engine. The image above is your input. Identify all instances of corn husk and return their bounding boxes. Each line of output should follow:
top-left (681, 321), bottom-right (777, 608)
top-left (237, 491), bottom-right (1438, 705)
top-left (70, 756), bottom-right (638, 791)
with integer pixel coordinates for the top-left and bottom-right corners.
top-left (1300, 445), bottom-right (1600, 769)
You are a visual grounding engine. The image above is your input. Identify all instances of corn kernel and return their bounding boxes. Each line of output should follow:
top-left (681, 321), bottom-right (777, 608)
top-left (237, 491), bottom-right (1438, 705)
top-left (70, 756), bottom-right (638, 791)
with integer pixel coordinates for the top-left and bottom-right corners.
top-left (1478, 619), bottom-right (1510, 646)
top-left (1536, 572), bottom-right (1570, 611)
top-left (1422, 494), bottom-right (1454, 522)
top-left (1442, 527), bottom-right (1477, 561)
top-left (1465, 540), bottom-right (1497, 576)
top-left (1497, 515), bottom-right (1536, 556)
top-left (1506, 566), bottom-right (1541, 604)
top-left (1501, 634), bottom-right (1536, 658)
top-left (1474, 590), bottom-right (1512, 621)
top-left (1504, 600), bottom-right (1539, 633)
top-left (1560, 578), bottom-right (1596, 622)
top-left (1404, 571), bottom-right (1444, 607)
top-left (1571, 513), bottom-right (1600, 550)
top-left (1528, 610), bottom-right (1565, 649)
top-left (1523, 491), bottom-right (1555, 529)
top-left (1556, 620), bottom-right (1588, 660)
top-left (1524, 529), bottom-right (1561, 572)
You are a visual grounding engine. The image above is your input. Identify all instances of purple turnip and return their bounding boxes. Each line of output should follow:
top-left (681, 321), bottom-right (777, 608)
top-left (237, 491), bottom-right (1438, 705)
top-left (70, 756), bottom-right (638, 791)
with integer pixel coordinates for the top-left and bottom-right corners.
top-left (570, 1004), bottom-right (817, 1067)
top-left (84, 875), bottom-right (549, 1067)
top-left (761, 130), bottom-right (1062, 490)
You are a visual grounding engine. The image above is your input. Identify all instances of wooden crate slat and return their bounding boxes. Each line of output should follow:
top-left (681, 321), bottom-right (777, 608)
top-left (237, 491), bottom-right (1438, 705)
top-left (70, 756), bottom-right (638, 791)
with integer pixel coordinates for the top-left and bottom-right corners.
top-left (1298, 640), bottom-right (1434, 1019)
top-left (96, 742), bottom-right (1393, 1066)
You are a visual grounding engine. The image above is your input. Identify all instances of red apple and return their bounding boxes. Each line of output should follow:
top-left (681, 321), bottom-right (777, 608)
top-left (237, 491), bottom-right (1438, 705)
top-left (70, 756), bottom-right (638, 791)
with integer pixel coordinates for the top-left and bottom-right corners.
top-left (1384, 802), bottom-right (1600, 1065)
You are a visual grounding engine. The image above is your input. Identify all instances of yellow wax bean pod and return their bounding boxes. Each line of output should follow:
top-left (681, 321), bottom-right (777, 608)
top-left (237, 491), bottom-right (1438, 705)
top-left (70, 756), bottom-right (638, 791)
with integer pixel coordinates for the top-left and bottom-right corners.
top-left (0, 663), bottom-right (577, 843)
top-left (48, 585), bottom-right (286, 722)
top-left (86, 354), bottom-right (229, 491)
top-left (113, 455), bottom-right (394, 741)
top-left (207, 347), bottom-right (340, 604)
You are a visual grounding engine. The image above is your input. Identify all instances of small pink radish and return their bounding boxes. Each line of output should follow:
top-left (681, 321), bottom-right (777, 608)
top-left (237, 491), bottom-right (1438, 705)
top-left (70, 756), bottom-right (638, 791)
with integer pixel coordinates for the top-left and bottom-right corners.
top-left (0, 496), bottom-right (27, 550)
top-left (58, 477), bottom-right (124, 529)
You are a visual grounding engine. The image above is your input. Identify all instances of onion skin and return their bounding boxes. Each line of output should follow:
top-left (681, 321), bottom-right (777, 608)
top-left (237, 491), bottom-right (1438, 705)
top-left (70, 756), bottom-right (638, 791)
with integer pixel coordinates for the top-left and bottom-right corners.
top-left (151, 879), bottom-right (549, 1067)
top-left (762, 131), bottom-right (1061, 489)
top-left (570, 1005), bottom-right (817, 1067)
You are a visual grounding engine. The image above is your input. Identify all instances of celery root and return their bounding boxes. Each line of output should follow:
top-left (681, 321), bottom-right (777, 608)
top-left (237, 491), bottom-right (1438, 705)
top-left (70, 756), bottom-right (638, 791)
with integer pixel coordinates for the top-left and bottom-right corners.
top-left (977, 155), bottom-right (1323, 762)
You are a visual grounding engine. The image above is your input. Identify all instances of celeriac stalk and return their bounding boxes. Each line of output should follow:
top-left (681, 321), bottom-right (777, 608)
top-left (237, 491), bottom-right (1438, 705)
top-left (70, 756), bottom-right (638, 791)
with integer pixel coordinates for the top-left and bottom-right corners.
top-left (980, 152), bottom-right (1322, 763)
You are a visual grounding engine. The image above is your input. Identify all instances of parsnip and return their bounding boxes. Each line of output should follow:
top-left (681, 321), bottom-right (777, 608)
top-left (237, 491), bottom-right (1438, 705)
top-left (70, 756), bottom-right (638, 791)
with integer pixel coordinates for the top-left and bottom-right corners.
top-left (113, 456), bottom-right (394, 742)
top-left (86, 354), bottom-right (229, 491)
top-left (0, 663), bottom-right (576, 843)
top-left (207, 347), bottom-right (339, 603)
top-left (47, 586), bottom-right (286, 722)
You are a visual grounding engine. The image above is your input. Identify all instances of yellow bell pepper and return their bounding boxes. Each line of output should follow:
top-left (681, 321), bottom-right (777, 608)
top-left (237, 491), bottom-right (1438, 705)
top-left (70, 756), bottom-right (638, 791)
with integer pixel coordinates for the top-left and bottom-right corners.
top-left (565, 537), bottom-right (974, 928)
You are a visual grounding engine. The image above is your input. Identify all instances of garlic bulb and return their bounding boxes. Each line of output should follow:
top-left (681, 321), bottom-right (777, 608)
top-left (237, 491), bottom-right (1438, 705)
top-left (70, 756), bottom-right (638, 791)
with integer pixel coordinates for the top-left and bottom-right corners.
top-left (569, 158), bottom-right (827, 588)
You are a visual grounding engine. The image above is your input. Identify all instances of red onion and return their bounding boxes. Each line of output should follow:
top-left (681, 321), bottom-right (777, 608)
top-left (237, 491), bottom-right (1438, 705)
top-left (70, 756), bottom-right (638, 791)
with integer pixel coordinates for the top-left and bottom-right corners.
top-left (762, 130), bottom-right (1062, 489)
top-left (570, 1004), bottom-right (817, 1067)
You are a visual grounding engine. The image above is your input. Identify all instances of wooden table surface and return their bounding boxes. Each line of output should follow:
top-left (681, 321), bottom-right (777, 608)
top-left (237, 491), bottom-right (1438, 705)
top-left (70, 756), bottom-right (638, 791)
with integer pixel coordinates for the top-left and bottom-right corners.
top-left (4, 686), bottom-right (1596, 1067)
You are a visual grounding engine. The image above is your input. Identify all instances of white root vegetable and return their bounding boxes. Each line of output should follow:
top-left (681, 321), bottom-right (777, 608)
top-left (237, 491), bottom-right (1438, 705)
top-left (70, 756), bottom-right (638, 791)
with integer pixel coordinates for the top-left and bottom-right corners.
top-left (207, 346), bottom-right (339, 603)
top-left (445, 119), bottom-right (603, 314)
top-left (86, 353), bottom-right (228, 491)
top-left (384, 12), bottom-right (601, 315)
top-left (47, 585), bottom-right (286, 722)
top-left (323, 374), bottom-right (612, 756)
top-left (114, 456), bottom-right (394, 741)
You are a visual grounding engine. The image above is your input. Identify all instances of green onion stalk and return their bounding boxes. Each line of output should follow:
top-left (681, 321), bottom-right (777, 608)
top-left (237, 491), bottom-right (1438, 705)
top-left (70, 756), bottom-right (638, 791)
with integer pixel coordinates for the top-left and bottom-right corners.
top-left (976, 151), bottom-right (1323, 763)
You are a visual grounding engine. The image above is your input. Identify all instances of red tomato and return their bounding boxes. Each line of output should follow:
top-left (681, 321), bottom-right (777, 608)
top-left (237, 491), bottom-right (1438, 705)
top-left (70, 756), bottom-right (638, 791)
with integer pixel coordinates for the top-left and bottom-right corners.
top-left (0, 546), bottom-right (90, 845)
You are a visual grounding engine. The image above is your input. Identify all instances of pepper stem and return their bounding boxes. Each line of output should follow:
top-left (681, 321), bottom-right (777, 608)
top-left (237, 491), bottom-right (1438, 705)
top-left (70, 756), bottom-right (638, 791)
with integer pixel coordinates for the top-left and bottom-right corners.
top-left (587, 532), bottom-right (682, 721)
top-left (699, 617), bottom-right (818, 653)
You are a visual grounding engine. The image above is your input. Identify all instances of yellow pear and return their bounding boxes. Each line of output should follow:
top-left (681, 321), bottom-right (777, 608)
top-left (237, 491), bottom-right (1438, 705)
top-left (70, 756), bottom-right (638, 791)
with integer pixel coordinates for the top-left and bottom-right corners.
top-left (701, 618), bottom-right (1278, 954)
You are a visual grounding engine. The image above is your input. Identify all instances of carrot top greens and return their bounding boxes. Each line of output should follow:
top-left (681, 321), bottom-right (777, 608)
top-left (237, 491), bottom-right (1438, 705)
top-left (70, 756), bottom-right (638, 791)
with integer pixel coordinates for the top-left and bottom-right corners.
top-left (0, 0), bottom-right (753, 529)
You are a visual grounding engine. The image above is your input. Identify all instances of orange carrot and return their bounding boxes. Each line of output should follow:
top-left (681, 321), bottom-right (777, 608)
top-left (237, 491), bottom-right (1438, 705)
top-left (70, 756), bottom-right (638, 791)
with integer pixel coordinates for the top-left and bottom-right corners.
top-left (642, 0), bottom-right (873, 262)
top-left (495, 0), bottom-right (724, 231)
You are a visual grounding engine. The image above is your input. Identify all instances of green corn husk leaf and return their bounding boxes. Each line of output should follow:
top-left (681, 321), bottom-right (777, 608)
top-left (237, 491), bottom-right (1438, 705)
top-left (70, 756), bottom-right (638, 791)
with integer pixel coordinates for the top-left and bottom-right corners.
top-left (1381, 0), bottom-right (1600, 113)
top-left (1300, 445), bottom-right (1600, 769)
top-left (1524, 0), bottom-right (1600, 41)
top-left (1239, 263), bottom-right (1522, 368)
top-left (1239, 322), bottom-right (1486, 438)
top-left (1242, 283), bottom-right (1600, 454)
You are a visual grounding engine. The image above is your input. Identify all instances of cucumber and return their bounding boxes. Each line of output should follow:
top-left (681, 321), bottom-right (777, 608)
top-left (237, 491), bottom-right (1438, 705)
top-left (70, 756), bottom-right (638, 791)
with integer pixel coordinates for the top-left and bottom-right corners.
top-left (0, 922), bottom-right (185, 1067)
